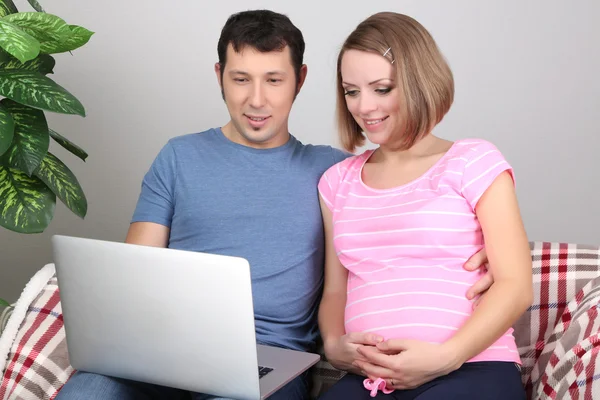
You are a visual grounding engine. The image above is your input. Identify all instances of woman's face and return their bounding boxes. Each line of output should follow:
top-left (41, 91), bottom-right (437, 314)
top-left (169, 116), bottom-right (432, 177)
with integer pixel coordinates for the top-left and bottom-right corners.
top-left (340, 49), bottom-right (405, 147)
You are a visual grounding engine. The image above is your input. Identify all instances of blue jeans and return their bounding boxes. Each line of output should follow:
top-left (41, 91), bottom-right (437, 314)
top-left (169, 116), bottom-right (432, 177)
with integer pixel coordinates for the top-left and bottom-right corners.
top-left (55, 370), bottom-right (308, 400)
top-left (318, 362), bottom-right (525, 400)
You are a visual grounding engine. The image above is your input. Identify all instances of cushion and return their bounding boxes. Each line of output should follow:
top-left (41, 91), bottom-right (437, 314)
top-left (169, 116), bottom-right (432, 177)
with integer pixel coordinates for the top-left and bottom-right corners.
top-left (514, 242), bottom-right (600, 399)
top-left (0, 270), bottom-right (74, 400)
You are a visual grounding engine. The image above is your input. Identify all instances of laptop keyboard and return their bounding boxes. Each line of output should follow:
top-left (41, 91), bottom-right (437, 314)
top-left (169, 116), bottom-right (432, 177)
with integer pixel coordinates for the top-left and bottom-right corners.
top-left (258, 366), bottom-right (273, 379)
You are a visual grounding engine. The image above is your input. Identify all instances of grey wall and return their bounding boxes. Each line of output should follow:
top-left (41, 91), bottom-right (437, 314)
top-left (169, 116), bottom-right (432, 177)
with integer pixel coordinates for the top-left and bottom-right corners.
top-left (1, 0), bottom-right (598, 302)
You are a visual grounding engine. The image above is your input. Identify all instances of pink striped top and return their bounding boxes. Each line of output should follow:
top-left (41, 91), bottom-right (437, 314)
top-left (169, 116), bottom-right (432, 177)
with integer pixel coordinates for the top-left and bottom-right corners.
top-left (318, 139), bottom-right (521, 364)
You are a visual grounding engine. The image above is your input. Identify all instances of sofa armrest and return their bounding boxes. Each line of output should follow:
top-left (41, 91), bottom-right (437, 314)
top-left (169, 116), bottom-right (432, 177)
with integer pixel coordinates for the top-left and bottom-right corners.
top-left (0, 304), bottom-right (15, 337)
top-left (1, 269), bottom-right (75, 400)
top-left (309, 343), bottom-right (347, 399)
top-left (528, 274), bottom-right (600, 399)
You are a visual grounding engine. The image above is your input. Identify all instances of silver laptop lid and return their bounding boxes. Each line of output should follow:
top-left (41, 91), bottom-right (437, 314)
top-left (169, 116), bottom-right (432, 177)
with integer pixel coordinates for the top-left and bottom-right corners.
top-left (52, 235), bottom-right (262, 400)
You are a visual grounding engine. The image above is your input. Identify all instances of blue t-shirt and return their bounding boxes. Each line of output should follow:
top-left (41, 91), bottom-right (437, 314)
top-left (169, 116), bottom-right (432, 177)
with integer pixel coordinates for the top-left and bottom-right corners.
top-left (131, 127), bottom-right (349, 351)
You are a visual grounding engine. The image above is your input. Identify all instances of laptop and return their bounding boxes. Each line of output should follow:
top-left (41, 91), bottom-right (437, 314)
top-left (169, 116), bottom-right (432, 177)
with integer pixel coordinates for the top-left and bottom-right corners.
top-left (52, 235), bottom-right (320, 400)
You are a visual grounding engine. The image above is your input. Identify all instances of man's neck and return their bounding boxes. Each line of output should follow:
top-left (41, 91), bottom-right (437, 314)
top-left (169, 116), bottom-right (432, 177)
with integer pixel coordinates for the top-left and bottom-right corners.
top-left (221, 121), bottom-right (290, 149)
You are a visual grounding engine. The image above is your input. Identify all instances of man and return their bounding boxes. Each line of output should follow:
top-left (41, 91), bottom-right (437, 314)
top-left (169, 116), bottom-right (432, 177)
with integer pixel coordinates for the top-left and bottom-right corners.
top-left (56, 9), bottom-right (491, 400)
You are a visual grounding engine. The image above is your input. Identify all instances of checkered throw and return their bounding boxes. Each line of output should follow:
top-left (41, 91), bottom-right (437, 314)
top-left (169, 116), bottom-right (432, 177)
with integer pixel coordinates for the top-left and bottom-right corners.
top-left (1, 241), bottom-right (599, 400)
top-left (516, 242), bottom-right (600, 399)
top-left (0, 276), bottom-right (74, 400)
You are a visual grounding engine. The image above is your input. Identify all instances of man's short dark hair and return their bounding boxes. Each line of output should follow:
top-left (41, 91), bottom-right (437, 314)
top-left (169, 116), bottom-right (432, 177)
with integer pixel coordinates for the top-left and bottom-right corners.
top-left (217, 10), bottom-right (305, 85)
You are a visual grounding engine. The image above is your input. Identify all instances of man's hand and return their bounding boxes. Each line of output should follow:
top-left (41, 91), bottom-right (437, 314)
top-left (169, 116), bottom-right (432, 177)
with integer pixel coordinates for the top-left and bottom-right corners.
top-left (324, 332), bottom-right (384, 375)
top-left (464, 248), bottom-right (493, 308)
top-left (354, 339), bottom-right (461, 390)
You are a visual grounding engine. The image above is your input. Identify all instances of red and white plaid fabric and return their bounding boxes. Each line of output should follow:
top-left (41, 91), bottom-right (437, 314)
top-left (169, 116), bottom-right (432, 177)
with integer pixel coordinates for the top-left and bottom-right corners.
top-left (0, 276), bottom-right (74, 400)
top-left (1, 241), bottom-right (599, 399)
top-left (515, 241), bottom-right (600, 399)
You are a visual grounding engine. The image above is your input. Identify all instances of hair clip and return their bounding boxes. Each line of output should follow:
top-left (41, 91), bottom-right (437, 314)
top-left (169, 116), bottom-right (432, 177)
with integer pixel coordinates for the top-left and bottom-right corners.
top-left (383, 47), bottom-right (395, 64)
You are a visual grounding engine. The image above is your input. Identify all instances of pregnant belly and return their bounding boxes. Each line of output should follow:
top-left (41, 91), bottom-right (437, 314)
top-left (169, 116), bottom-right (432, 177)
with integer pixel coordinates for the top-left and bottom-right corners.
top-left (344, 282), bottom-right (475, 342)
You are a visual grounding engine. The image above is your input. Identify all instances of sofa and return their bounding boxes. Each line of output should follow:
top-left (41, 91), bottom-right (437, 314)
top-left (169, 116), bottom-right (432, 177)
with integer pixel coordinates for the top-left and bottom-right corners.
top-left (1, 241), bottom-right (600, 400)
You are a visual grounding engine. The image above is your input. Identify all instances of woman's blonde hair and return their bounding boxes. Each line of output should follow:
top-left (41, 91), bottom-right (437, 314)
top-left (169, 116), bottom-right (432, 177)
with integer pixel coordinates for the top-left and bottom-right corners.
top-left (336, 12), bottom-right (454, 152)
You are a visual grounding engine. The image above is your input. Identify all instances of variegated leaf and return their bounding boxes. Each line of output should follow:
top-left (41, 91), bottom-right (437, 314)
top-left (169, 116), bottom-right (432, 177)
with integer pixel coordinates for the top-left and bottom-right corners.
top-left (2, 13), bottom-right (92, 54)
top-left (0, 50), bottom-right (55, 74)
top-left (0, 103), bottom-right (15, 155)
top-left (0, 19), bottom-right (40, 63)
top-left (1, 98), bottom-right (48, 175)
top-left (0, 163), bottom-right (55, 233)
top-left (2, 13), bottom-right (70, 54)
top-left (44, 25), bottom-right (94, 54)
top-left (0, 71), bottom-right (85, 116)
top-left (0, 102), bottom-right (14, 155)
top-left (26, 0), bottom-right (44, 13)
top-left (0, 0), bottom-right (18, 18)
top-left (49, 129), bottom-right (87, 161)
top-left (34, 151), bottom-right (86, 218)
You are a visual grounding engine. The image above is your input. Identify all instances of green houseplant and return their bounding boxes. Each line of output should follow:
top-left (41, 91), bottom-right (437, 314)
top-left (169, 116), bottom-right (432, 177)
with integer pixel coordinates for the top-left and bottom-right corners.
top-left (0, 0), bottom-right (93, 234)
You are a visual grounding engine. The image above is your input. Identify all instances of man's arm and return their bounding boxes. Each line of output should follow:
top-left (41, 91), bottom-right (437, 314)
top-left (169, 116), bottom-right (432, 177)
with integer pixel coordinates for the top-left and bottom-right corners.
top-left (125, 222), bottom-right (170, 247)
top-left (127, 142), bottom-right (177, 247)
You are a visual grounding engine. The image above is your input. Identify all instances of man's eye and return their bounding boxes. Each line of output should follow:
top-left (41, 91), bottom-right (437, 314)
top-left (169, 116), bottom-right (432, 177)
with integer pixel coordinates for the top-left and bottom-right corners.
top-left (268, 79), bottom-right (282, 83)
top-left (233, 78), bottom-right (248, 83)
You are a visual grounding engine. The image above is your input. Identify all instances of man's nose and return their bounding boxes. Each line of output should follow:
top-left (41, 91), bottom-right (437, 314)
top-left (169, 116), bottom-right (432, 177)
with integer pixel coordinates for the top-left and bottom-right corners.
top-left (249, 82), bottom-right (266, 109)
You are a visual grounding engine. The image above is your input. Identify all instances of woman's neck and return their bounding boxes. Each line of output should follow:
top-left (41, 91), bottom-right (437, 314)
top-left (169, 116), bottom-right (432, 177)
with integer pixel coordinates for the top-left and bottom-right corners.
top-left (373, 134), bottom-right (443, 164)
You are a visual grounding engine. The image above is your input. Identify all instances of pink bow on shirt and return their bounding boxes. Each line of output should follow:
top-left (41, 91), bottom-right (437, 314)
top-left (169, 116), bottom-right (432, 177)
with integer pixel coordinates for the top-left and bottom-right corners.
top-left (363, 377), bottom-right (394, 397)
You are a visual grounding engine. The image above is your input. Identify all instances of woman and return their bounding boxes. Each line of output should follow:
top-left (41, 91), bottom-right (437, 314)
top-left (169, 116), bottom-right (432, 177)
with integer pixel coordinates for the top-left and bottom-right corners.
top-left (317, 12), bottom-right (532, 399)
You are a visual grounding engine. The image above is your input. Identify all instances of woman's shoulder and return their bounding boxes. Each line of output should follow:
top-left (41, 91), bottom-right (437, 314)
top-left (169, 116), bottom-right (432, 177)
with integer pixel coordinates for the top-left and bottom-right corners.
top-left (324, 149), bottom-right (372, 179)
top-left (451, 138), bottom-right (504, 160)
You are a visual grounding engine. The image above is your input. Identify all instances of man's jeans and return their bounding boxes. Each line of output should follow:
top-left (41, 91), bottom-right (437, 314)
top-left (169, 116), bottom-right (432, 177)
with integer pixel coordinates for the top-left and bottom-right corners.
top-left (55, 370), bottom-right (309, 400)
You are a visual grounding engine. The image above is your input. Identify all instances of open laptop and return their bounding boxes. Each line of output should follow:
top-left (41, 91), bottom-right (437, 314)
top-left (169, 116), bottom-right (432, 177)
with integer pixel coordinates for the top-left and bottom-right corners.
top-left (52, 235), bottom-right (320, 400)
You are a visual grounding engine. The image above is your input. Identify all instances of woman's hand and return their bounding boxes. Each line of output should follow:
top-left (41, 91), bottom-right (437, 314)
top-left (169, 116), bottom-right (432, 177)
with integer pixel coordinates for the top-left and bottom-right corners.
top-left (354, 339), bottom-right (462, 390)
top-left (324, 332), bottom-right (384, 375)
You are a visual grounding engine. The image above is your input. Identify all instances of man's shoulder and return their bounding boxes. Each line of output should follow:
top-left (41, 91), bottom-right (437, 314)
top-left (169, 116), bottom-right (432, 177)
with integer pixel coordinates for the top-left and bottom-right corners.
top-left (292, 139), bottom-right (352, 169)
top-left (166, 128), bottom-right (219, 148)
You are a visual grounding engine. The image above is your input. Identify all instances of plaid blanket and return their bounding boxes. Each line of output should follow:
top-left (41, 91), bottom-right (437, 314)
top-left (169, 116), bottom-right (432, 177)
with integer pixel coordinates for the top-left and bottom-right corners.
top-left (0, 276), bottom-right (74, 400)
top-left (516, 242), bottom-right (600, 399)
top-left (1, 241), bottom-right (599, 400)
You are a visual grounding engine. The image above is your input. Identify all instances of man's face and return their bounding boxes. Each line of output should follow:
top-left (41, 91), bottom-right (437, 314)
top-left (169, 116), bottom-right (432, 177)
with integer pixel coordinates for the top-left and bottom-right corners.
top-left (216, 44), bottom-right (307, 149)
